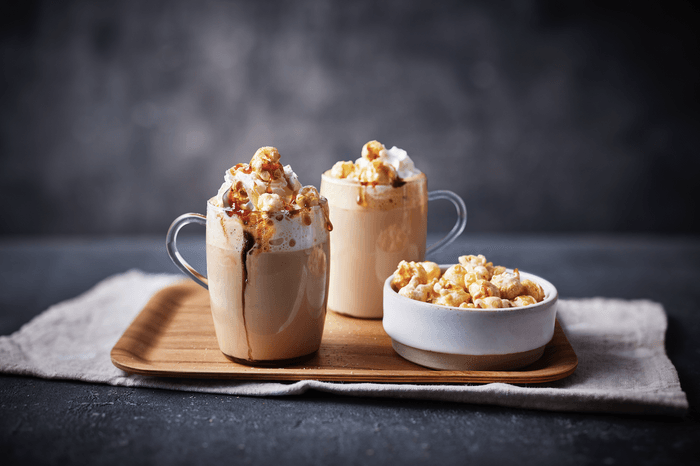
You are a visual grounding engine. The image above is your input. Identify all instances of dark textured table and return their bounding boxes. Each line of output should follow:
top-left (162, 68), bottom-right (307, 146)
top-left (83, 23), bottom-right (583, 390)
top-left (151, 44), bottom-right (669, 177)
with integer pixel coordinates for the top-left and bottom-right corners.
top-left (1, 234), bottom-right (699, 465)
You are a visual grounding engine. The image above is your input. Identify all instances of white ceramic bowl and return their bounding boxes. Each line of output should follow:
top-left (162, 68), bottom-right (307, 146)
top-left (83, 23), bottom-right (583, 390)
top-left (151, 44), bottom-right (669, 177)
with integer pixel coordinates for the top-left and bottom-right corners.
top-left (382, 266), bottom-right (558, 371)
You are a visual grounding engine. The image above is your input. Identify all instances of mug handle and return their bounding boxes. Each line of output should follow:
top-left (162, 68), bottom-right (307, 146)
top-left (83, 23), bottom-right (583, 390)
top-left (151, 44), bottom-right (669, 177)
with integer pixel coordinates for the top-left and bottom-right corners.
top-left (166, 213), bottom-right (209, 290)
top-left (426, 190), bottom-right (467, 257)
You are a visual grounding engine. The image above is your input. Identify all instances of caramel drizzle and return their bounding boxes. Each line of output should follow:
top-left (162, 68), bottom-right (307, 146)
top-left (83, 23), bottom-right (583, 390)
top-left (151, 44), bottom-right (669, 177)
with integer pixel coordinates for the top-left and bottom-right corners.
top-left (240, 230), bottom-right (255, 361)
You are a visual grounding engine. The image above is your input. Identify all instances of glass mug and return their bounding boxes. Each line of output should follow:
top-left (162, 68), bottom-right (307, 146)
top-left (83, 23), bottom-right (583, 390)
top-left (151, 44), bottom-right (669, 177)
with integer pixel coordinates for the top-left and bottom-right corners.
top-left (166, 200), bottom-right (330, 365)
top-left (320, 172), bottom-right (466, 318)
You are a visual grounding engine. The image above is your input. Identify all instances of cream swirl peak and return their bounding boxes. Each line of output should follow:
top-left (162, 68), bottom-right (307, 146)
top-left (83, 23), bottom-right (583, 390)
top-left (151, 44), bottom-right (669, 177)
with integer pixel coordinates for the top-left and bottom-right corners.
top-left (329, 140), bottom-right (422, 184)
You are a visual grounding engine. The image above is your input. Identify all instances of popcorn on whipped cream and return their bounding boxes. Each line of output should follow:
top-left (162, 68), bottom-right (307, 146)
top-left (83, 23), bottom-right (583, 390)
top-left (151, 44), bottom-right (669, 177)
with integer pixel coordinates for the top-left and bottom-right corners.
top-left (329, 140), bottom-right (422, 184)
top-left (211, 146), bottom-right (332, 245)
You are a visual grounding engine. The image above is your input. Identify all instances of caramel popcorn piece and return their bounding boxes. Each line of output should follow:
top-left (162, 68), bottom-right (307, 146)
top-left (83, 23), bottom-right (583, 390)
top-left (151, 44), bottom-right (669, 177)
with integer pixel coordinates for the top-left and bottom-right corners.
top-left (459, 254), bottom-right (502, 279)
top-left (330, 161), bottom-right (355, 179)
top-left (459, 302), bottom-right (478, 309)
top-left (467, 279), bottom-right (500, 300)
top-left (442, 264), bottom-right (468, 288)
top-left (361, 140), bottom-right (387, 160)
top-left (474, 297), bottom-right (507, 309)
top-left (391, 260), bottom-right (429, 292)
top-left (491, 268), bottom-right (524, 300)
top-left (521, 279), bottom-right (545, 302)
top-left (421, 262), bottom-right (442, 282)
top-left (251, 146), bottom-right (283, 182)
top-left (357, 159), bottom-right (398, 184)
top-left (433, 287), bottom-right (471, 308)
top-left (398, 276), bottom-right (434, 302)
top-left (463, 265), bottom-right (490, 287)
top-left (295, 185), bottom-right (321, 208)
top-left (258, 193), bottom-right (284, 212)
top-left (458, 254), bottom-right (488, 269)
top-left (511, 295), bottom-right (538, 307)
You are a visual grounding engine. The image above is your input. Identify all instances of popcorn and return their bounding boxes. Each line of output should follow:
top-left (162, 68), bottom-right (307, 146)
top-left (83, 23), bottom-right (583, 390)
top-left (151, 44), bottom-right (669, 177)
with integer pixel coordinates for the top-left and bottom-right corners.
top-left (421, 262), bottom-right (441, 282)
top-left (326, 140), bottom-right (422, 184)
top-left (295, 186), bottom-right (321, 208)
top-left (212, 146), bottom-right (333, 247)
top-left (521, 279), bottom-right (545, 302)
top-left (467, 279), bottom-right (500, 300)
top-left (442, 264), bottom-right (467, 288)
top-left (463, 265), bottom-right (490, 287)
top-left (258, 193), bottom-right (284, 212)
top-left (458, 254), bottom-right (489, 269)
top-left (361, 140), bottom-right (387, 160)
top-left (251, 146), bottom-right (282, 178)
top-left (491, 269), bottom-right (524, 300)
top-left (474, 297), bottom-right (507, 309)
top-left (459, 254), bottom-right (504, 280)
top-left (330, 161), bottom-right (355, 179)
top-left (512, 295), bottom-right (537, 307)
top-left (390, 254), bottom-right (547, 310)
top-left (459, 302), bottom-right (478, 309)
top-left (398, 276), bottom-right (434, 302)
top-left (356, 160), bottom-right (397, 184)
top-left (391, 260), bottom-right (429, 291)
top-left (433, 287), bottom-right (471, 308)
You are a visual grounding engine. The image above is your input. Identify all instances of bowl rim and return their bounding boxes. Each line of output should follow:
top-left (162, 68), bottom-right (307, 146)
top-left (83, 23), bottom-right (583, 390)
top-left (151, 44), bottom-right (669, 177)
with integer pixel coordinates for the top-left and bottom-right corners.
top-left (384, 264), bottom-right (558, 316)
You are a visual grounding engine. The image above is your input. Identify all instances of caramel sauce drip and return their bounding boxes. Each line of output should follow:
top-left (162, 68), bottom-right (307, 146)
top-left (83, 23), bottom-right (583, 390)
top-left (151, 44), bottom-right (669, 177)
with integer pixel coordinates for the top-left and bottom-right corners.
top-left (302, 212), bottom-right (312, 226)
top-left (357, 185), bottom-right (368, 207)
top-left (241, 230), bottom-right (256, 361)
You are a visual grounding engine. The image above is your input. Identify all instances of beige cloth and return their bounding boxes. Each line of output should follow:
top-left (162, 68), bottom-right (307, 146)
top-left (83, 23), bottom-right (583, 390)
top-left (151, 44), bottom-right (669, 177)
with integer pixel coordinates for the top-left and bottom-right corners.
top-left (0, 270), bottom-right (689, 415)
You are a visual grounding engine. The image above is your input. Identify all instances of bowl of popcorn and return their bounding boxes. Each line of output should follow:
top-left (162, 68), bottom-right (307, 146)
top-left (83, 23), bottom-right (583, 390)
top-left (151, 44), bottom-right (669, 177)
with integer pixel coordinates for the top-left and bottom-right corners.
top-left (382, 255), bottom-right (558, 371)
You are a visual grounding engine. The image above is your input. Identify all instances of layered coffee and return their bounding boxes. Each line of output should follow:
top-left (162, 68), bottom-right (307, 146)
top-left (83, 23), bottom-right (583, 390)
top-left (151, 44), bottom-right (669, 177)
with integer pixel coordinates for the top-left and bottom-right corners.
top-left (206, 147), bottom-right (332, 364)
top-left (320, 141), bottom-right (427, 318)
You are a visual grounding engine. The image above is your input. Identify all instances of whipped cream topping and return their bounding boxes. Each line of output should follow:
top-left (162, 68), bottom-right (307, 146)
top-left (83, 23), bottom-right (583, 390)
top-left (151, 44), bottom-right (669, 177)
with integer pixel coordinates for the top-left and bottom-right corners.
top-left (212, 147), bottom-right (305, 213)
top-left (354, 145), bottom-right (421, 179)
top-left (329, 140), bottom-right (422, 184)
top-left (209, 146), bottom-right (332, 252)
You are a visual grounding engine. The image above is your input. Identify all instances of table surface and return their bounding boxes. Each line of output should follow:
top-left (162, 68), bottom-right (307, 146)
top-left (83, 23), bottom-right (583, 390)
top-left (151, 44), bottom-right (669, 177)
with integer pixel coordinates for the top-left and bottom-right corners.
top-left (1, 233), bottom-right (699, 465)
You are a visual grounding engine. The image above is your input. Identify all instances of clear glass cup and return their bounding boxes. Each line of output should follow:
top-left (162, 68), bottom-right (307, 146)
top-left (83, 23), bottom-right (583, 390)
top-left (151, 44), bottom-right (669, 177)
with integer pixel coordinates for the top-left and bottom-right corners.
top-left (166, 200), bottom-right (330, 365)
top-left (320, 172), bottom-right (466, 319)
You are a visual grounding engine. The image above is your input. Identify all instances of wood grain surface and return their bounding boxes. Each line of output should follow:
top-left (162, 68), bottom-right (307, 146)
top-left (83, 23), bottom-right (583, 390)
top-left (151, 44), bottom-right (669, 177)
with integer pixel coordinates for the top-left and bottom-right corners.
top-left (111, 281), bottom-right (578, 383)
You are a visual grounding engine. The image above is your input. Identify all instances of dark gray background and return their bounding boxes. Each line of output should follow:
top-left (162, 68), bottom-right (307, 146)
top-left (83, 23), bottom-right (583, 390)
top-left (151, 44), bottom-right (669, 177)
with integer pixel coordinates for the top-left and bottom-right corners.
top-left (2, 0), bottom-right (698, 236)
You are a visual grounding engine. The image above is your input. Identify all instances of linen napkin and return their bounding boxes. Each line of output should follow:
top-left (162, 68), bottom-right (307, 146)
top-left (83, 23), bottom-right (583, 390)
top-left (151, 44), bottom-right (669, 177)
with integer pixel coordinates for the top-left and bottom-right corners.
top-left (0, 270), bottom-right (688, 416)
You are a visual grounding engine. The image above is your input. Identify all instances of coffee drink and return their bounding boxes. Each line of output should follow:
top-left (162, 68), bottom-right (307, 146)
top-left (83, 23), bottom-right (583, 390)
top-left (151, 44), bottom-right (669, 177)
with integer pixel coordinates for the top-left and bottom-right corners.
top-left (321, 140), bottom-right (465, 319)
top-left (321, 172), bottom-right (427, 318)
top-left (205, 203), bottom-right (329, 363)
top-left (167, 147), bottom-right (332, 364)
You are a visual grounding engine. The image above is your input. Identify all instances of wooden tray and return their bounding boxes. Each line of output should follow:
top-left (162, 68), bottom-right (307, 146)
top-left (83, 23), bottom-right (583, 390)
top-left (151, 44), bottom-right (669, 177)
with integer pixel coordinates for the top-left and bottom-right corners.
top-left (111, 281), bottom-right (578, 384)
